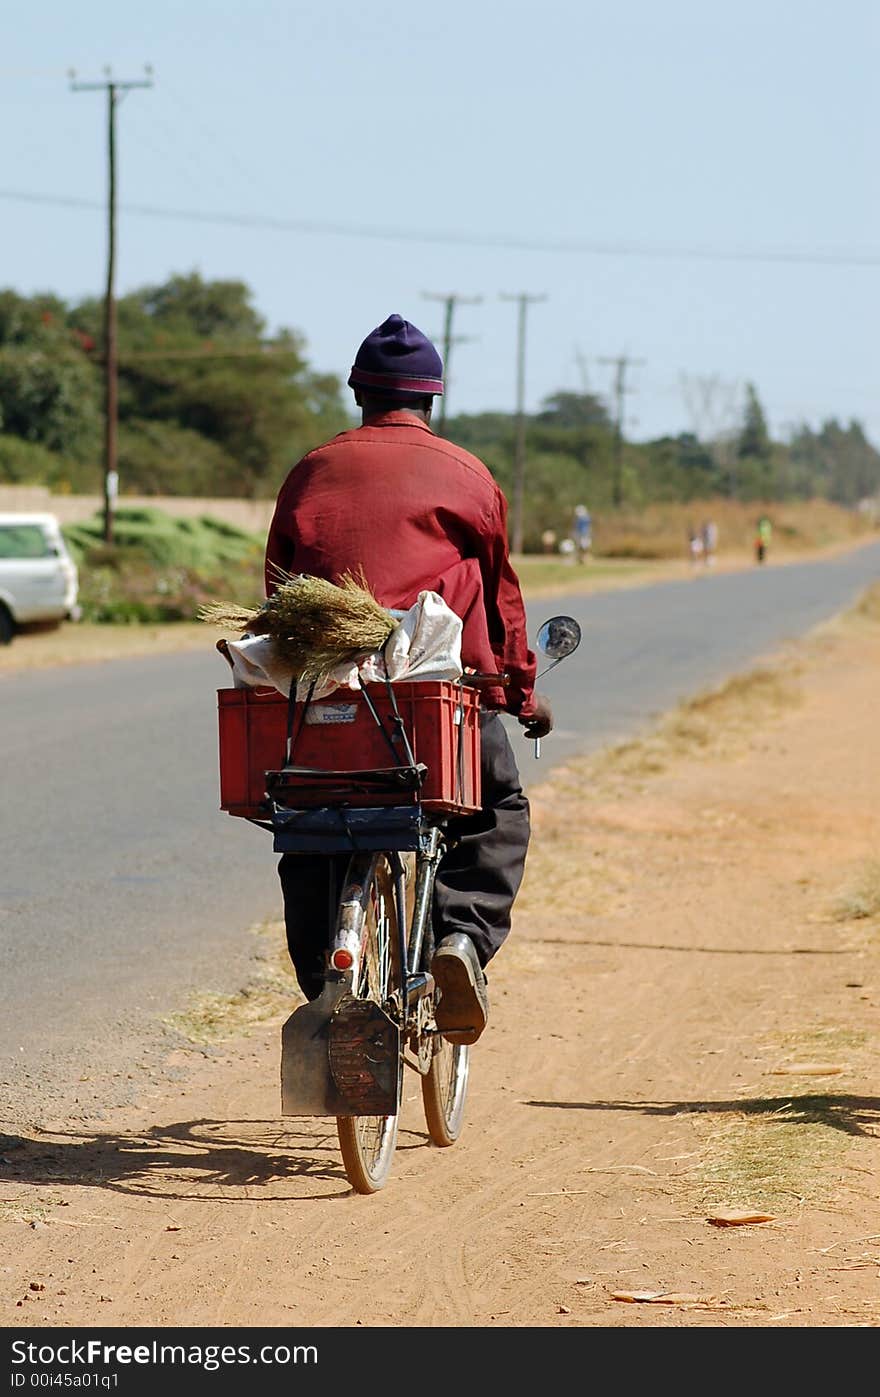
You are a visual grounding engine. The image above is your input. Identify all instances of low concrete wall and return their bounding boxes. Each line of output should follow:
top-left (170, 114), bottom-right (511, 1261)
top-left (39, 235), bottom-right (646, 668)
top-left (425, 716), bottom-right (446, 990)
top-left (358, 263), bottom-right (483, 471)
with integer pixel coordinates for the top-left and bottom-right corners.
top-left (0, 486), bottom-right (275, 534)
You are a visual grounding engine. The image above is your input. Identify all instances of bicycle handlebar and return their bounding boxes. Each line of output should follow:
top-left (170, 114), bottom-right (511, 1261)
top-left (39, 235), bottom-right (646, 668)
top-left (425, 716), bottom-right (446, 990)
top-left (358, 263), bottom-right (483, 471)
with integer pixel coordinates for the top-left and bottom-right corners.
top-left (461, 671), bottom-right (510, 687)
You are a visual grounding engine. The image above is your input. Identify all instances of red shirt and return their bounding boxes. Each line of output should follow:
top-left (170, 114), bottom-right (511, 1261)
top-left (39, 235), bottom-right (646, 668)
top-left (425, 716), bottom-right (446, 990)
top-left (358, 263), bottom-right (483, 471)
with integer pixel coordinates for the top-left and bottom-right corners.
top-left (265, 411), bottom-right (537, 717)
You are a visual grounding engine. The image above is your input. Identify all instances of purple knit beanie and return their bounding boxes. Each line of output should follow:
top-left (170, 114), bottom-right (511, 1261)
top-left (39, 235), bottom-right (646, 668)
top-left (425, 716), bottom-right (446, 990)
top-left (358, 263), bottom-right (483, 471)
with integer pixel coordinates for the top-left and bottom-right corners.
top-left (348, 314), bottom-right (444, 397)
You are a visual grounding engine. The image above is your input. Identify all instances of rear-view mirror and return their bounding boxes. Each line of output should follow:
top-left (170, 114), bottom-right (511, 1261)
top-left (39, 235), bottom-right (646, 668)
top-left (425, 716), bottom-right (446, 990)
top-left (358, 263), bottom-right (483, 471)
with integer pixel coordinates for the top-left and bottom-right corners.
top-left (536, 615), bottom-right (581, 662)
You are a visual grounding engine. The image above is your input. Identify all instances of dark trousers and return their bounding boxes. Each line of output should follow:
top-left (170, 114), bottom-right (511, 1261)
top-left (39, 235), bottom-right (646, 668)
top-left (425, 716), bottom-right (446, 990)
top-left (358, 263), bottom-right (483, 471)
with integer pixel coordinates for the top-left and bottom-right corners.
top-left (277, 713), bottom-right (531, 999)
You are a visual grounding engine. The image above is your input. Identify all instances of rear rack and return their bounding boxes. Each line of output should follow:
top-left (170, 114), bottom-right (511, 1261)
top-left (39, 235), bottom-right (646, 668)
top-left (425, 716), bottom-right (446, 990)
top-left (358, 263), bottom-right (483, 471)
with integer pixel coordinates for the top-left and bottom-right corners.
top-left (272, 802), bottom-right (423, 854)
top-left (266, 761), bottom-right (427, 806)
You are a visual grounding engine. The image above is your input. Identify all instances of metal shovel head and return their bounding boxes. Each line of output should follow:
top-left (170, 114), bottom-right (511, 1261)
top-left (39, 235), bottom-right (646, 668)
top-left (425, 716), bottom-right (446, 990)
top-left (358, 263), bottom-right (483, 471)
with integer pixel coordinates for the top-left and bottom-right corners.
top-left (280, 981), bottom-right (400, 1118)
top-left (328, 994), bottom-right (400, 1117)
top-left (281, 979), bottom-right (350, 1117)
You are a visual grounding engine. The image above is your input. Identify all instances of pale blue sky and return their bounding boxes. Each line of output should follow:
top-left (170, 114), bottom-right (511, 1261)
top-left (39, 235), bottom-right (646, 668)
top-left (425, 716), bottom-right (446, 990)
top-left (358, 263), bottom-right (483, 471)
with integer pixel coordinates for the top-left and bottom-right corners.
top-left (1, 0), bottom-right (877, 443)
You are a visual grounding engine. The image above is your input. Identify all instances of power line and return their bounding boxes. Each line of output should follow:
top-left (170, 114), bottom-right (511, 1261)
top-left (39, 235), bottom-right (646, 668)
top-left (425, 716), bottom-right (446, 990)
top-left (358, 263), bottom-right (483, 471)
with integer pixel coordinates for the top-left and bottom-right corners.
top-left (598, 353), bottom-right (646, 507)
top-left (1, 187), bottom-right (878, 268)
top-left (116, 346), bottom-right (299, 362)
top-left (161, 81), bottom-right (275, 211)
top-left (500, 292), bottom-right (548, 554)
top-left (421, 292), bottom-right (482, 433)
top-left (70, 67), bottom-right (153, 543)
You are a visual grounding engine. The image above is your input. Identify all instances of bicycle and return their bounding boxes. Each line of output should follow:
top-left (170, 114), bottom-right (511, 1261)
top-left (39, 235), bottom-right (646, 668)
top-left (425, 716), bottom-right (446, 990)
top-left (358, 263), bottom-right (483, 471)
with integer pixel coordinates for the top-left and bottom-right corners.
top-left (216, 614), bottom-right (580, 1194)
top-left (285, 816), bottom-right (468, 1194)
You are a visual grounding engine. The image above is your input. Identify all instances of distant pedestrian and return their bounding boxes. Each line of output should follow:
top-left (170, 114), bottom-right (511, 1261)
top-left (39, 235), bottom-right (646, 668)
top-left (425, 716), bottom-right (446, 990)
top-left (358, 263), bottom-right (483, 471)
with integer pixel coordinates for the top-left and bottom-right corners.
top-left (701, 518), bottom-right (718, 567)
top-left (541, 528), bottom-right (557, 555)
top-left (688, 524), bottom-right (704, 570)
top-left (573, 504), bottom-right (592, 563)
top-left (755, 514), bottom-right (772, 565)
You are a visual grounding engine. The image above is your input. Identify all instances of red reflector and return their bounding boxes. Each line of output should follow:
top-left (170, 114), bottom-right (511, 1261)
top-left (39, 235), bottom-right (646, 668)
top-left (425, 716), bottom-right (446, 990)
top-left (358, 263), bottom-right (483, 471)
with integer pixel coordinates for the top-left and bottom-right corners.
top-left (331, 948), bottom-right (354, 970)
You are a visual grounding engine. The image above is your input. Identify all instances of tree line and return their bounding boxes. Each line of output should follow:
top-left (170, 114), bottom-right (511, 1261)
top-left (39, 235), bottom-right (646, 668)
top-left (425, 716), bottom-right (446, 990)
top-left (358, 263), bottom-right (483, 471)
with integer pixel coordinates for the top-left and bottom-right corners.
top-left (0, 273), bottom-right (350, 499)
top-left (446, 386), bottom-right (880, 548)
top-left (1, 274), bottom-right (877, 551)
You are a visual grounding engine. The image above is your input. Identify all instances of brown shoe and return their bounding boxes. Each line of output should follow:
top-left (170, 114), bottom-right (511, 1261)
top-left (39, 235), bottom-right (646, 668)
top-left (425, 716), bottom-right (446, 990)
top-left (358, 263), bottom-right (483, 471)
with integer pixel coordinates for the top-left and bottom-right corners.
top-left (431, 933), bottom-right (489, 1045)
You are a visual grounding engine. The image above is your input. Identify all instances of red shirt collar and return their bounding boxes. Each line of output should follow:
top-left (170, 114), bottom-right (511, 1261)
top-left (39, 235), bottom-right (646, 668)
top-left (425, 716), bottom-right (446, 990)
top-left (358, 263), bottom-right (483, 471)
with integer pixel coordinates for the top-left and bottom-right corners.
top-left (360, 410), bottom-right (435, 433)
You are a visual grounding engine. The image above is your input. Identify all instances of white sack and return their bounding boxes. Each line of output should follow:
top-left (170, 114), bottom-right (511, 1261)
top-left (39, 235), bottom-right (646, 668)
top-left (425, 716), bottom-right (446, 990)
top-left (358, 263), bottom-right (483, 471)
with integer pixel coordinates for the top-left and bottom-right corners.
top-left (223, 590), bottom-right (462, 700)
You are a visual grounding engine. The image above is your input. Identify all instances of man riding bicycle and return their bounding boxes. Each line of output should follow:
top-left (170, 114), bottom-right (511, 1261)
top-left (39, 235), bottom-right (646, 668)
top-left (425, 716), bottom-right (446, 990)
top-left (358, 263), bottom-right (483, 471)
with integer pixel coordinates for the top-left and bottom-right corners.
top-left (264, 314), bottom-right (552, 1044)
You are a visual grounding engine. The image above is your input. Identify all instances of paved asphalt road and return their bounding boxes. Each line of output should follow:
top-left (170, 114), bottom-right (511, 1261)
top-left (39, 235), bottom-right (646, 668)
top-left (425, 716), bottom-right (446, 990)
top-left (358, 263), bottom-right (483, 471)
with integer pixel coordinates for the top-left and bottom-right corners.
top-left (2, 540), bottom-right (879, 1108)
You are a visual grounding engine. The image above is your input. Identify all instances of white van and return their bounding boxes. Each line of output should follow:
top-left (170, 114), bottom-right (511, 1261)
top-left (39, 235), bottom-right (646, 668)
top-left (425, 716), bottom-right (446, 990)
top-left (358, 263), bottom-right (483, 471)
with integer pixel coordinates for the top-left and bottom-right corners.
top-left (0, 513), bottom-right (80, 644)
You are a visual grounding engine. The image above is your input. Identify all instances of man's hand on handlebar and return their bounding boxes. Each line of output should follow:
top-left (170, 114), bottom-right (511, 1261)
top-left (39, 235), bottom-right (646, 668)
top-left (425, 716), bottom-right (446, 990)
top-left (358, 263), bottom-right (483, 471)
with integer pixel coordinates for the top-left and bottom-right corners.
top-left (518, 693), bottom-right (553, 740)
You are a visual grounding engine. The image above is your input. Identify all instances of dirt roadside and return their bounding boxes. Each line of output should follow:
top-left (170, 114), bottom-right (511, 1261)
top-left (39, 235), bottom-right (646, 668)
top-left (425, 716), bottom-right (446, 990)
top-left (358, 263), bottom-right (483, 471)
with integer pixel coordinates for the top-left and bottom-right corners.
top-left (2, 591), bottom-right (879, 1329)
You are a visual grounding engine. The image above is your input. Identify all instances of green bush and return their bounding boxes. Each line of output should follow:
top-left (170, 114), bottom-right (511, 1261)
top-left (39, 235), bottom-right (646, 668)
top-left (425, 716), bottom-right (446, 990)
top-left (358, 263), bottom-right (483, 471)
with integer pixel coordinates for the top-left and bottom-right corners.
top-left (64, 506), bottom-right (261, 566)
top-left (0, 434), bottom-right (68, 485)
top-left (116, 419), bottom-right (243, 496)
top-left (63, 506), bottom-right (265, 624)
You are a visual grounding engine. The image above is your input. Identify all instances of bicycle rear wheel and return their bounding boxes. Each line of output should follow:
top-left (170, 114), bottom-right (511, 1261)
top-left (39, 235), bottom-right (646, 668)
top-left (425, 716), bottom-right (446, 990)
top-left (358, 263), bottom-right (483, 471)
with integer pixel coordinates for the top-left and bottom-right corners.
top-left (336, 856), bottom-right (402, 1194)
top-left (419, 903), bottom-right (469, 1147)
top-left (422, 1034), bottom-right (469, 1146)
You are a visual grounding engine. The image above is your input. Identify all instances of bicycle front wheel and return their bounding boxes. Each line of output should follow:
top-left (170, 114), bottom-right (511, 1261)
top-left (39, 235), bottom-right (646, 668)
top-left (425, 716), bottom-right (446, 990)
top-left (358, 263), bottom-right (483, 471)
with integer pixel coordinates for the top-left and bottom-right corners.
top-left (422, 1034), bottom-right (469, 1146)
top-left (336, 855), bottom-right (402, 1194)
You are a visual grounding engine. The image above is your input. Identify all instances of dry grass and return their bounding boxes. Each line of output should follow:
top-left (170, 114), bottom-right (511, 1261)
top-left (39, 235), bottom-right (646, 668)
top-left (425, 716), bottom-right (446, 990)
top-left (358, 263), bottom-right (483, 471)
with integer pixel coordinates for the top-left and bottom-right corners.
top-left (803, 582), bottom-right (880, 658)
top-left (845, 581), bottom-right (880, 627)
top-left (665, 665), bottom-right (800, 748)
top-left (688, 1025), bottom-right (871, 1212)
top-left (693, 1104), bottom-right (850, 1212)
top-left (518, 659), bottom-right (802, 926)
top-left (594, 497), bottom-right (875, 561)
top-left (199, 569), bottom-right (396, 681)
top-left (165, 921), bottom-right (300, 1046)
top-left (773, 1024), bottom-right (869, 1055)
top-left (831, 860), bottom-right (880, 923)
top-left (0, 621), bottom-right (209, 674)
top-left (515, 827), bottom-right (625, 924)
top-left (593, 664), bottom-right (801, 787)
top-left (0, 1191), bottom-right (65, 1227)
top-left (511, 555), bottom-right (672, 597)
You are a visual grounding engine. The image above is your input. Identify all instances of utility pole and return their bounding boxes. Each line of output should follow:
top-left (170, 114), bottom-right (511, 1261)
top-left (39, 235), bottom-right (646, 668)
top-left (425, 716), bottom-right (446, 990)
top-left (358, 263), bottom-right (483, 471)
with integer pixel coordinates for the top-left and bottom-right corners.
top-left (574, 346), bottom-right (591, 393)
top-left (679, 371), bottom-right (742, 499)
top-left (598, 352), bottom-right (645, 508)
top-left (421, 292), bottom-right (482, 433)
top-left (426, 332), bottom-right (479, 431)
top-left (70, 65), bottom-right (153, 543)
top-left (500, 292), bottom-right (547, 554)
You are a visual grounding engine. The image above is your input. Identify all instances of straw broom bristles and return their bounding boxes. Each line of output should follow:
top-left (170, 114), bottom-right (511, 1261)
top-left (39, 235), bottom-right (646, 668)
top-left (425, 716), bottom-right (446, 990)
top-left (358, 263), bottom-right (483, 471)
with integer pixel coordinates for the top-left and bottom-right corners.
top-left (198, 568), bottom-right (397, 681)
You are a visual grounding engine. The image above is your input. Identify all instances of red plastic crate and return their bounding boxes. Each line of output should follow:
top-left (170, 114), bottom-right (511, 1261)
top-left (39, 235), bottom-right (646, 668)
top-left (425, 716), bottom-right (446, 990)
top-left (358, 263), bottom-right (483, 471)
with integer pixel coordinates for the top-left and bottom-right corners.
top-left (218, 680), bottom-right (481, 819)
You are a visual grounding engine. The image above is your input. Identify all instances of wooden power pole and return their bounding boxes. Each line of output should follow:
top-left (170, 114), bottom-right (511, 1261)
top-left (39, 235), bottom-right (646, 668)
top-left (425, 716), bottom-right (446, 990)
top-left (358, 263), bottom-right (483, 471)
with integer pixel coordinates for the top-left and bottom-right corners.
top-left (70, 66), bottom-right (153, 543)
top-left (500, 291), bottom-right (547, 554)
top-left (421, 292), bottom-right (482, 434)
top-left (598, 352), bottom-right (645, 509)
